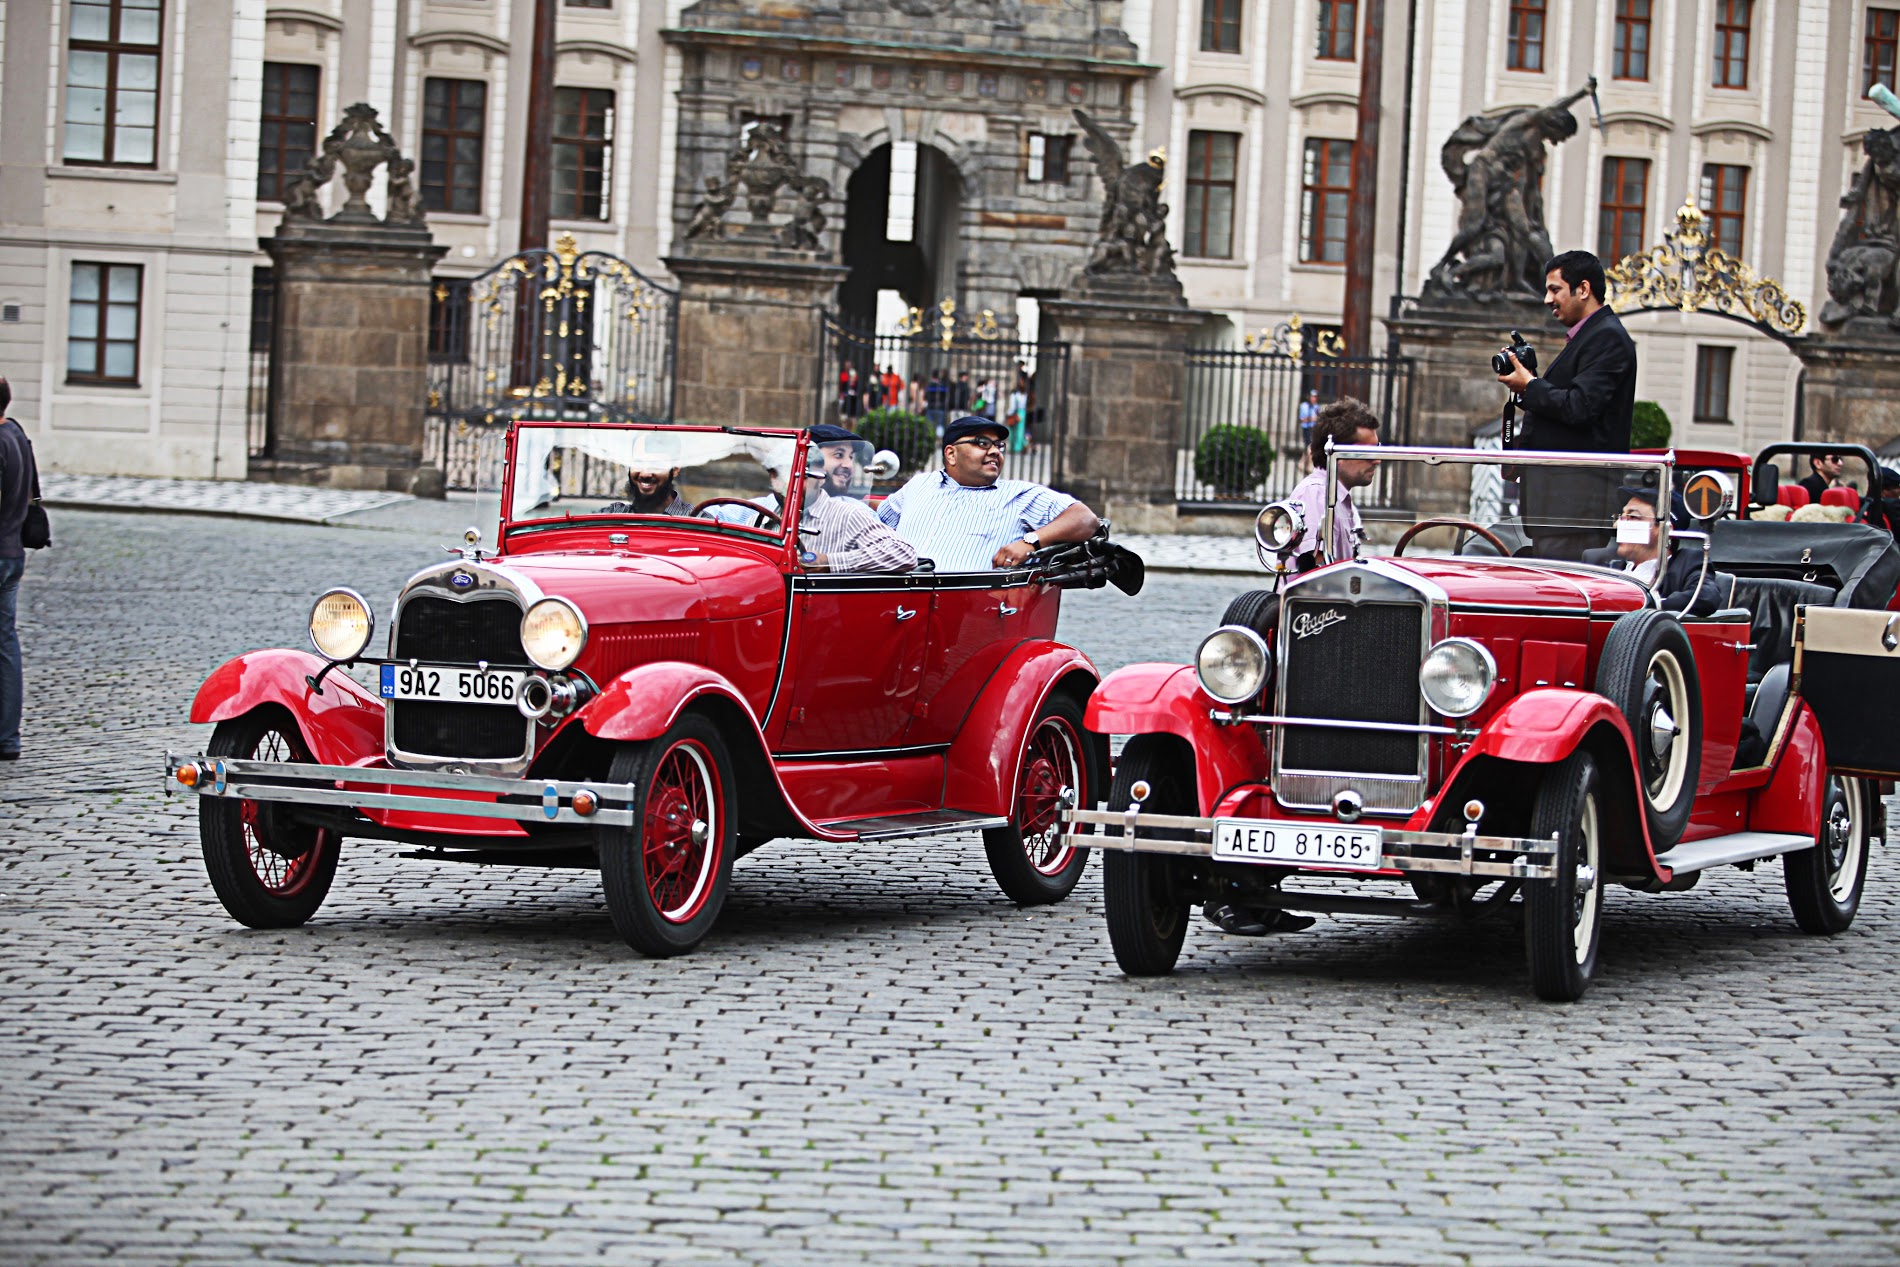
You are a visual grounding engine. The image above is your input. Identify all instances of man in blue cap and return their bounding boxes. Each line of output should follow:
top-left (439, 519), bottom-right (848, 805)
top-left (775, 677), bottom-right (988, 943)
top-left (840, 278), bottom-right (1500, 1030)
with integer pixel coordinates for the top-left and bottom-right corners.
top-left (798, 424), bottom-right (916, 573)
top-left (877, 415), bottom-right (1100, 571)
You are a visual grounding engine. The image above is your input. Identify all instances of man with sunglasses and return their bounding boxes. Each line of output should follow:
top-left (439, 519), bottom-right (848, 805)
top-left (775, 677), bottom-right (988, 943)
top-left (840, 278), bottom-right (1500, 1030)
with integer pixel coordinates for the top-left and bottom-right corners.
top-left (878, 415), bottom-right (1101, 571)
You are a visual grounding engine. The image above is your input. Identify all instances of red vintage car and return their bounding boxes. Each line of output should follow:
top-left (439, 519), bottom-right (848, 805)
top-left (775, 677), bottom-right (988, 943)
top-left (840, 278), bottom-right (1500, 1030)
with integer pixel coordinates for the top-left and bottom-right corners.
top-left (1064, 443), bottom-right (1900, 1000)
top-left (169, 422), bottom-right (1139, 955)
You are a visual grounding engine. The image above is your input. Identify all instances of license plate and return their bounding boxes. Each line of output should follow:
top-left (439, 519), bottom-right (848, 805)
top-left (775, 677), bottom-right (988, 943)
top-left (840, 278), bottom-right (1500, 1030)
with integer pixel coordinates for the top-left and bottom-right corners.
top-left (1212, 817), bottom-right (1385, 871)
top-left (380, 663), bottom-right (528, 705)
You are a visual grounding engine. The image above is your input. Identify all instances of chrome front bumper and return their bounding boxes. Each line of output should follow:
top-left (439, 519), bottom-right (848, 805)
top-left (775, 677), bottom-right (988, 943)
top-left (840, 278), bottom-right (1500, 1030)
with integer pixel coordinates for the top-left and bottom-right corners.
top-left (163, 752), bottom-right (636, 828)
top-left (1061, 808), bottom-right (1559, 880)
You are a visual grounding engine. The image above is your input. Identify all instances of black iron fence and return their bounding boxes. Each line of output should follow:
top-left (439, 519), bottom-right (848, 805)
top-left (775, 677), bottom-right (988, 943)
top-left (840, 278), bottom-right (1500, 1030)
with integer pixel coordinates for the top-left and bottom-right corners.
top-left (820, 315), bottom-right (1070, 491)
top-left (1179, 347), bottom-right (1414, 508)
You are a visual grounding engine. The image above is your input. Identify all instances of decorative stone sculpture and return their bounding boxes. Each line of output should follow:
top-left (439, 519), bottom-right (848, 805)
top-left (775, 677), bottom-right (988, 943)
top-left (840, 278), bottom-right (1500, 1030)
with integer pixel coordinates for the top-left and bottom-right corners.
top-left (1423, 81), bottom-right (1595, 305)
top-left (1072, 108), bottom-right (1176, 281)
top-left (1820, 126), bottom-right (1900, 329)
top-left (279, 102), bottom-right (426, 229)
top-left (682, 119), bottom-right (831, 253)
top-left (778, 175), bottom-right (831, 250)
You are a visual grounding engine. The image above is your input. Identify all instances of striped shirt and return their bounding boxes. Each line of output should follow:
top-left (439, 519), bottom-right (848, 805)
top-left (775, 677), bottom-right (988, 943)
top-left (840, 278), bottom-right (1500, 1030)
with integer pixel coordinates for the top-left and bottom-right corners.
top-left (801, 490), bottom-right (917, 573)
top-left (877, 471), bottom-right (1076, 572)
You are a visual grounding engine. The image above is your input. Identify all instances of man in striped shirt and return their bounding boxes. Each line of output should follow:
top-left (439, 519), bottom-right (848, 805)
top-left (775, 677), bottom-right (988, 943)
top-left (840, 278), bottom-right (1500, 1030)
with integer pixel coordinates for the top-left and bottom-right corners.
top-left (799, 425), bottom-right (917, 573)
top-left (878, 416), bottom-right (1101, 572)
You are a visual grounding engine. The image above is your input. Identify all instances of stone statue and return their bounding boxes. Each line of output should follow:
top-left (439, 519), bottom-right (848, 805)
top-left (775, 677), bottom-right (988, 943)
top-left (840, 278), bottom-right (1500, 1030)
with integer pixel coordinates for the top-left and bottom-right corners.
top-left (778, 174), bottom-right (831, 250)
top-left (682, 119), bottom-right (830, 253)
top-left (1073, 108), bottom-right (1176, 279)
top-left (1820, 124), bottom-right (1900, 328)
top-left (684, 175), bottom-right (736, 241)
top-left (1423, 81), bottom-right (1596, 304)
top-left (737, 122), bottom-right (801, 223)
top-left (279, 102), bottom-right (425, 229)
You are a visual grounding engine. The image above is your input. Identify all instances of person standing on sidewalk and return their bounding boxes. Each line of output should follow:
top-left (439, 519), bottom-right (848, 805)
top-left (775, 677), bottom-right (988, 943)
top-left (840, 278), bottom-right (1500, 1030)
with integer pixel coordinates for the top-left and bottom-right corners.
top-left (0, 376), bottom-right (35, 760)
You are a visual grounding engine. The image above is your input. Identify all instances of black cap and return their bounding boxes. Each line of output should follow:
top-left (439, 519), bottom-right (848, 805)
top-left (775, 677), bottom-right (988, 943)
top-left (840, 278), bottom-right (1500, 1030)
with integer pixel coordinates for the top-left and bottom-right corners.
top-left (944, 415), bottom-right (1009, 447)
top-left (808, 423), bottom-right (865, 445)
top-left (1881, 465), bottom-right (1900, 490)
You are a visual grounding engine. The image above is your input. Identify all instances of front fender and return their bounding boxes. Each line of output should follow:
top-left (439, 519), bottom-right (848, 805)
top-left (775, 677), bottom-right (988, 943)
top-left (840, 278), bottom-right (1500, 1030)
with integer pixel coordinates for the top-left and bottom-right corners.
top-left (1084, 663), bottom-right (1267, 814)
top-left (580, 661), bottom-right (761, 743)
top-left (943, 641), bottom-right (1099, 818)
top-left (1462, 688), bottom-right (1631, 764)
top-left (189, 649), bottom-right (386, 766)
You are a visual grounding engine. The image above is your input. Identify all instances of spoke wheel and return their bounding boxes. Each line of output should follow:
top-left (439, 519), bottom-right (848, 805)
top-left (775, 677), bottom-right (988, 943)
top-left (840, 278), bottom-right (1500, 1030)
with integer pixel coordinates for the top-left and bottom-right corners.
top-left (1101, 735), bottom-right (1195, 976)
top-left (200, 712), bottom-right (342, 929)
top-left (1524, 750), bottom-right (1604, 1002)
top-left (599, 714), bottom-right (737, 957)
top-left (983, 694), bottom-right (1097, 905)
top-left (1785, 772), bottom-right (1869, 935)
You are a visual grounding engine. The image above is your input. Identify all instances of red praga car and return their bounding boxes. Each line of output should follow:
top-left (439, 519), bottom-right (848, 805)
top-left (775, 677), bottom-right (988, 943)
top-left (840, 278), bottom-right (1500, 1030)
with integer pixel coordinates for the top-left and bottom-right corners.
top-left (169, 422), bottom-right (1139, 956)
top-left (1064, 443), bottom-right (1900, 1000)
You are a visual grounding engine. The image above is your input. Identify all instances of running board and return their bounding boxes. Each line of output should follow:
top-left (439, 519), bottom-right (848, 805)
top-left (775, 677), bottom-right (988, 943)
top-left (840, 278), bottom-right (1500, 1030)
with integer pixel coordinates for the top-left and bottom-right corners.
top-left (825, 810), bottom-right (1011, 842)
top-left (1654, 831), bottom-right (1812, 875)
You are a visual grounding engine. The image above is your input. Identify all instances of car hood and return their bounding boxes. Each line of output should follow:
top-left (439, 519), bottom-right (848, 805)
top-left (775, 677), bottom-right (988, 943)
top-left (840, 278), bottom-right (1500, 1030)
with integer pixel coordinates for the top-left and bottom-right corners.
top-left (1371, 556), bottom-right (1652, 615)
top-left (496, 549), bottom-right (784, 624)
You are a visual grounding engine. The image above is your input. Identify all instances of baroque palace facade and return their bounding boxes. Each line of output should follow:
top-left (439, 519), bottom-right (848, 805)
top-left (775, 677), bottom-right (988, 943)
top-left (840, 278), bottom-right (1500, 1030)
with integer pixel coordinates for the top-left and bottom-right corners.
top-left (0, 0), bottom-right (1892, 476)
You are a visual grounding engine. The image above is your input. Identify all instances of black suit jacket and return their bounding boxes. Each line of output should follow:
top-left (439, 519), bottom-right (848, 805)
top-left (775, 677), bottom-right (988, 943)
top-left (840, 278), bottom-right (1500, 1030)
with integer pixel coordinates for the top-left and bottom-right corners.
top-left (1580, 545), bottom-right (1723, 616)
top-left (1518, 306), bottom-right (1637, 453)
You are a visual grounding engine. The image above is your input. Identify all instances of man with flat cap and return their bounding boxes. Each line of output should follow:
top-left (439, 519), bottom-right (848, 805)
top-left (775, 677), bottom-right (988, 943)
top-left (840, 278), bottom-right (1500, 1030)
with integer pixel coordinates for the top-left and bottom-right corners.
top-left (1582, 473), bottom-right (1724, 615)
top-left (877, 415), bottom-right (1101, 571)
top-left (797, 423), bottom-right (916, 573)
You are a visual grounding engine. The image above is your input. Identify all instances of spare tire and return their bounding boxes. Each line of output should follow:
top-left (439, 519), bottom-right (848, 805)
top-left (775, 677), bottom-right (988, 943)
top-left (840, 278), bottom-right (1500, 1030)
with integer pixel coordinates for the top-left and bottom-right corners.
top-left (1594, 609), bottom-right (1702, 849)
top-left (1220, 589), bottom-right (1279, 639)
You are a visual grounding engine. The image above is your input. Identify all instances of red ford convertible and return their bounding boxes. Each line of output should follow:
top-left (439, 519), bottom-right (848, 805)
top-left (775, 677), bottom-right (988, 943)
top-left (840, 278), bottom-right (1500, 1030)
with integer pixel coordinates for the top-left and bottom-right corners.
top-left (169, 423), bottom-right (1139, 955)
top-left (1064, 443), bottom-right (1900, 1000)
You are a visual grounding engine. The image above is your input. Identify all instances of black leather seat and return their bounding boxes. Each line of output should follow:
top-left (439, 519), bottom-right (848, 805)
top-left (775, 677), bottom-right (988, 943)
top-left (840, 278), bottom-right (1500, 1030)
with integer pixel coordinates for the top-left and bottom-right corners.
top-left (1725, 575), bottom-right (1836, 682)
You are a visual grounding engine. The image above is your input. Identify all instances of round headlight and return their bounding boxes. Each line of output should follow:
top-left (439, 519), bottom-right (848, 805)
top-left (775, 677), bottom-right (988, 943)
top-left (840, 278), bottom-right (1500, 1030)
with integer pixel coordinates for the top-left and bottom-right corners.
top-left (1254, 502), bottom-right (1304, 554)
top-left (1197, 625), bottom-right (1272, 706)
top-left (308, 588), bottom-right (373, 662)
top-left (521, 597), bottom-right (587, 671)
top-left (1419, 638), bottom-right (1498, 719)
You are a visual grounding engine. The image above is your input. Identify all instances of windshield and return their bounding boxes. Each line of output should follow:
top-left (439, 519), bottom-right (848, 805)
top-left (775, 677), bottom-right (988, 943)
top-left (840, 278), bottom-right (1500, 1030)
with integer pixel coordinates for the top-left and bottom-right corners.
top-left (1306, 446), bottom-right (1679, 571)
top-left (508, 425), bottom-right (800, 533)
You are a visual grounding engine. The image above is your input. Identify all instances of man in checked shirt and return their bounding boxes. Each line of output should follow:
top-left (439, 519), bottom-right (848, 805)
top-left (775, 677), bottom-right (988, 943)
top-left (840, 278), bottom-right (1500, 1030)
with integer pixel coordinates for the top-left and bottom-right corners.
top-left (796, 424), bottom-right (918, 573)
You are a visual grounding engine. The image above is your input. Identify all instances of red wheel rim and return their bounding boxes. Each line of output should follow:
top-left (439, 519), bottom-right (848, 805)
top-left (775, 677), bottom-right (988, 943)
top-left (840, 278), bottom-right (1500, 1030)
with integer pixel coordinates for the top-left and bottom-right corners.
top-left (1017, 715), bottom-right (1082, 876)
top-left (643, 739), bottom-right (721, 923)
top-left (238, 730), bottom-right (330, 897)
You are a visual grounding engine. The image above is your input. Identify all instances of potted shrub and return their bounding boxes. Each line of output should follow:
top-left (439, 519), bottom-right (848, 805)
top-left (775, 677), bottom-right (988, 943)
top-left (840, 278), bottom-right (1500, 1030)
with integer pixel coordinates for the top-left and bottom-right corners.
top-left (857, 408), bottom-right (936, 482)
top-left (1632, 401), bottom-right (1672, 450)
top-left (1194, 424), bottom-right (1275, 498)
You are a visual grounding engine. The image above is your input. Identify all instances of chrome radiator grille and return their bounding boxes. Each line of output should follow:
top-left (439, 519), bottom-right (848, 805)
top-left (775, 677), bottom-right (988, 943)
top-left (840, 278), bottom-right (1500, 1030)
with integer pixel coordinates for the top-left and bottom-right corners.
top-left (1274, 596), bottom-right (1427, 813)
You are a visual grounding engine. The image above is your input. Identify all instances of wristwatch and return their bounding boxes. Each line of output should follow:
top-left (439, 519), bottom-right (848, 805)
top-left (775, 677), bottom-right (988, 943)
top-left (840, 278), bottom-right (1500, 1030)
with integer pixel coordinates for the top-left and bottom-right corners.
top-left (1022, 532), bottom-right (1042, 549)
top-left (800, 550), bottom-right (818, 565)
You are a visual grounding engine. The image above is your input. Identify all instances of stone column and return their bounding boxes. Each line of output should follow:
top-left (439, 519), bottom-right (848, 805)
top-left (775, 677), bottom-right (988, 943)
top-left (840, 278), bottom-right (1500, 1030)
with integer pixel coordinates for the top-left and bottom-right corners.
top-left (1043, 279), bottom-right (1207, 535)
top-left (259, 220), bottom-right (446, 494)
top-left (663, 248), bottom-right (848, 427)
top-left (1385, 299), bottom-right (1535, 515)
top-left (1790, 329), bottom-right (1900, 453)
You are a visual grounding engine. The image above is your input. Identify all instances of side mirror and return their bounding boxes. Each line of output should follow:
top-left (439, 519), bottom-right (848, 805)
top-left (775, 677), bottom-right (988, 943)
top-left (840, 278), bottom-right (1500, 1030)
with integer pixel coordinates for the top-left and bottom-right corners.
top-left (867, 449), bottom-right (902, 481)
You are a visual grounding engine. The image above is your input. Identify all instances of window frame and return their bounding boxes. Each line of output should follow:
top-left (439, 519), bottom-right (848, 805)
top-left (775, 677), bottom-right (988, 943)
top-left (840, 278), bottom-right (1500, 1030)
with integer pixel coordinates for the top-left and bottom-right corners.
top-left (421, 77), bottom-right (489, 216)
top-left (1299, 136), bottom-right (1354, 266)
top-left (1613, 0), bottom-right (1651, 82)
top-left (1025, 133), bottom-right (1072, 184)
top-left (257, 62), bottom-right (320, 205)
top-left (1315, 0), bottom-right (1357, 61)
top-left (1200, 0), bottom-right (1242, 54)
top-left (66, 261), bottom-right (144, 387)
top-left (1693, 345), bottom-right (1735, 423)
top-left (1597, 156), bottom-right (1650, 262)
top-left (1867, 8), bottom-right (1899, 98)
top-left (1184, 130), bottom-right (1240, 260)
top-left (1505, 0), bottom-right (1546, 73)
top-left (551, 85), bottom-right (616, 222)
top-left (1713, 0), bottom-right (1752, 90)
top-left (63, 0), bottom-right (165, 169)
top-left (1699, 163), bottom-right (1748, 258)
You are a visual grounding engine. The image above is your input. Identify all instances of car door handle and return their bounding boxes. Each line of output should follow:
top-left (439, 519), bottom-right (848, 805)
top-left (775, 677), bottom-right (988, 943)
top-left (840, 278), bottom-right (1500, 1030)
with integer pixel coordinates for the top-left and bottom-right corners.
top-left (895, 605), bottom-right (917, 621)
top-left (999, 605), bottom-right (1019, 616)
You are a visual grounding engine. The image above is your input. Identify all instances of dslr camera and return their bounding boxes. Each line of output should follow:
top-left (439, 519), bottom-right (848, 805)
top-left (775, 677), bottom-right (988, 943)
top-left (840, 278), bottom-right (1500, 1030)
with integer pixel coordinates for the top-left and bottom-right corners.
top-left (1491, 330), bottom-right (1537, 378)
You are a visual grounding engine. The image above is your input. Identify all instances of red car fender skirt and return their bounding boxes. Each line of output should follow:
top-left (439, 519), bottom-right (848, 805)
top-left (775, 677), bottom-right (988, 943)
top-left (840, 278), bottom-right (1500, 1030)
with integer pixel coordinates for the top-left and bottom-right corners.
top-left (942, 642), bottom-right (1101, 819)
top-left (188, 649), bottom-right (385, 766)
top-left (1083, 663), bottom-right (1268, 815)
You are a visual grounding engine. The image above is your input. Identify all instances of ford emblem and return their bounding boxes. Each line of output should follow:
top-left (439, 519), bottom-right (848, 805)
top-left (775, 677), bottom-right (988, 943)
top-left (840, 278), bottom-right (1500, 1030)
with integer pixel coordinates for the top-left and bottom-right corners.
top-left (451, 571), bottom-right (475, 589)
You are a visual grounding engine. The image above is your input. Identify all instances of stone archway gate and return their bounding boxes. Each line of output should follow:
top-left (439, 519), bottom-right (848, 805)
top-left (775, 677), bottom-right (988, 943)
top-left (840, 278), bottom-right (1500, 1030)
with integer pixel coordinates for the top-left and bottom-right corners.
top-left (425, 233), bottom-right (678, 491)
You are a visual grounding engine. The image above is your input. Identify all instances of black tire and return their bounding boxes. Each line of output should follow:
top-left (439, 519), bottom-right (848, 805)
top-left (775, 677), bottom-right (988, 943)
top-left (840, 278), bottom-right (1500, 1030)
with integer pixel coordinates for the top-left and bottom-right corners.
top-left (199, 711), bottom-right (342, 929)
top-left (1101, 735), bottom-right (1194, 976)
top-left (1524, 750), bottom-right (1605, 1002)
top-left (1594, 610), bottom-right (1701, 849)
top-left (598, 714), bottom-right (737, 957)
top-left (1785, 772), bottom-right (1870, 935)
top-left (1219, 590), bottom-right (1279, 640)
top-left (983, 693), bottom-right (1095, 905)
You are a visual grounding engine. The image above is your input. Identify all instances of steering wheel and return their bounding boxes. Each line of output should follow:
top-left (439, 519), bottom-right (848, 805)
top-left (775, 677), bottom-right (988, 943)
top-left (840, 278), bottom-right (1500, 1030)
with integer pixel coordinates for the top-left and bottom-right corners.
top-left (690, 497), bottom-right (782, 529)
top-left (1394, 517), bottom-right (1510, 558)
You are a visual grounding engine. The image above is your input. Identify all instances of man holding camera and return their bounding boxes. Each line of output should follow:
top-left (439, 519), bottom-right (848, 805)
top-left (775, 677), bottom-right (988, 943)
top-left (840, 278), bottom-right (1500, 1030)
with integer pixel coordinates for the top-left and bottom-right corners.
top-left (1495, 249), bottom-right (1637, 561)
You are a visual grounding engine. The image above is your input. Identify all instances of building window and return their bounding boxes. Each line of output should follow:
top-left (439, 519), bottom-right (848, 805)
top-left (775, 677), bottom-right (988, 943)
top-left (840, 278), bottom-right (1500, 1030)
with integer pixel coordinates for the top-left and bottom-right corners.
top-left (1300, 137), bottom-right (1353, 264)
top-left (1867, 9), bottom-right (1899, 97)
top-left (1597, 157), bottom-right (1649, 261)
top-left (1613, 0), bottom-right (1651, 81)
top-left (67, 262), bottom-right (142, 384)
top-left (64, 0), bottom-right (163, 166)
top-left (422, 78), bottom-right (487, 215)
top-left (552, 87), bottom-right (614, 221)
top-left (1184, 131), bottom-right (1239, 259)
top-left (257, 63), bottom-right (319, 203)
top-left (1713, 0), bottom-right (1751, 89)
top-left (1506, 0), bottom-right (1545, 72)
top-left (1201, 0), bottom-right (1242, 53)
top-left (1026, 133), bottom-right (1071, 183)
top-left (1694, 346), bottom-right (1734, 422)
top-left (1316, 0), bottom-right (1357, 60)
top-left (1699, 164), bottom-right (1748, 257)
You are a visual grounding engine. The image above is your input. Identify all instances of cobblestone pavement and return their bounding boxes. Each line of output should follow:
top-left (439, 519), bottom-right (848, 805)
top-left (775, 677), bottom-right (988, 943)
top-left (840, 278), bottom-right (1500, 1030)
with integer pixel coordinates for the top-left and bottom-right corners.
top-left (4, 506), bottom-right (1899, 1266)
